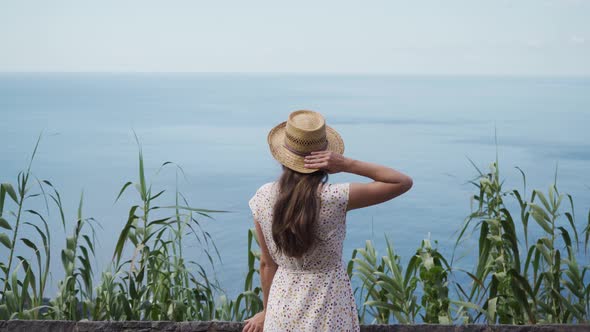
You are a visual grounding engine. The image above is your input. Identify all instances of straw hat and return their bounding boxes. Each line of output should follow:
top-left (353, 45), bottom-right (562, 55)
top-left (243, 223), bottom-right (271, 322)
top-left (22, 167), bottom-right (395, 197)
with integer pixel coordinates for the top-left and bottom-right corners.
top-left (267, 110), bottom-right (344, 173)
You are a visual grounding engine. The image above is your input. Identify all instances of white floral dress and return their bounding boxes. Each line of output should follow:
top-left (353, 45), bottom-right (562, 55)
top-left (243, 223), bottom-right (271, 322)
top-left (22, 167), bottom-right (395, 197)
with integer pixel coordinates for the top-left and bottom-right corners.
top-left (248, 182), bottom-right (360, 332)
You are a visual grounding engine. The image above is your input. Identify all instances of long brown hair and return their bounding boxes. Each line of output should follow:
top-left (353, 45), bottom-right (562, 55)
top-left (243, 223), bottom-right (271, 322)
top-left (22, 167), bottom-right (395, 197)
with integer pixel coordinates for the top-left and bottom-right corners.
top-left (272, 167), bottom-right (328, 258)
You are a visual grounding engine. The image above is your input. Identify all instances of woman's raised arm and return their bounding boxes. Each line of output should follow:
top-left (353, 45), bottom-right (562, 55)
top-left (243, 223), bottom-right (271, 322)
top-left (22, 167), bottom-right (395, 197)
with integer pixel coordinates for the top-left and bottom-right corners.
top-left (304, 151), bottom-right (412, 210)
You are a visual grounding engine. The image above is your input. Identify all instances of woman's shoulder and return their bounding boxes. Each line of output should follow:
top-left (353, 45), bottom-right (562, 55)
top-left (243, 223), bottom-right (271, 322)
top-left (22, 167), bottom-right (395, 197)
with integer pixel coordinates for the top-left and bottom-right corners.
top-left (260, 181), bottom-right (276, 191)
top-left (321, 182), bottom-right (350, 215)
top-left (321, 182), bottom-right (350, 198)
top-left (253, 181), bottom-right (277, 197)
top-left (249, 182), bottom-right (277, 219)
top-left (322, 182), bottom-right (350, 190)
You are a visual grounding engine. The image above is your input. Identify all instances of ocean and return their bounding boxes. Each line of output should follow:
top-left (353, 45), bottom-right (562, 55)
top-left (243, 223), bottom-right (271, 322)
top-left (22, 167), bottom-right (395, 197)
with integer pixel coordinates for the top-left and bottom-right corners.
top-left (1, 73), bottom-right (589, 298)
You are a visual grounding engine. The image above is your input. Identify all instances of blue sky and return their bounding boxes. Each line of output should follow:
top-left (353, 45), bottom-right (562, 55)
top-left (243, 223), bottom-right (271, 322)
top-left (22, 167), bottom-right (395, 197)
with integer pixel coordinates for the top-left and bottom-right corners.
top-left (1, 0), bottom-right (589, 75)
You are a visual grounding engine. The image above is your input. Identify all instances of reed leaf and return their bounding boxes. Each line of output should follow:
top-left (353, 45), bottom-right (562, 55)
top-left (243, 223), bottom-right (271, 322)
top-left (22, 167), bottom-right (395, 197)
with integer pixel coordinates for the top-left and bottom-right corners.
top-left (0, 217), bottom-right (11, 230)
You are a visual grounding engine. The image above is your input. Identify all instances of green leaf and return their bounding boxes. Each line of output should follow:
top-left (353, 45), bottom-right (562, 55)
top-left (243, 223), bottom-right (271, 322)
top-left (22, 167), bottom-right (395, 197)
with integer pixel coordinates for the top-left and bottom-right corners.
top-left (113, 205), bottom-right (139, 264)
top-left (486, 297), bottom-right (497, 322)
top-left (0, 185), bottom-right (5, 217)
top-left (508, 269), bottom-right (536, 323)
top-left (534, 190), bottom-right (552, 212)
top-left (133, 131), bottom-right (147, 201)
top-left (585, 209), bottom-right (590, 254)
top-left (114, 181), bottom-right (133, 204)
top-left (0, 304), bottom-right (8, 320)
top-left (148, 189), bottom-right (165, 202)
top-left (530, 204), bottom-right (553, 233)
top-left (1, 183), bottom-right (18, 204)
top-left (438, 315), bottom-right (451, 325)
top-left (78, 190), bottom-right (84, 224)
top-left (0, 217), bottom-right (11, 230)
top-left (450, 300), bottom-right (490, 322)
top-left (557, 227), bottom-right (573, 258)
top-left (0, 233), bottom-right (12, 249)
top-left (464, 271), bottom-right (485, 289)
top-left (20, 238), bottom-right (38, 253)
top-left (365, 300), bottom-right (399, 313)
top-left (535, 241), bottom-right (552, 264)
top-left (161, 205), bottom-right (228, 213)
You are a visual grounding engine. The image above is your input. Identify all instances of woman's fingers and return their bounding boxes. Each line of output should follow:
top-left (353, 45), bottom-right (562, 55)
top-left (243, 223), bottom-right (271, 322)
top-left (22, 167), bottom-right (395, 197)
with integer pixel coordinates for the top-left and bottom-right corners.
top-left (305, 151), bottom-right (338, 169)
top-left (304, 154), bottom-right (327, 161)
top-left (304, 160), bottom-right (328, 166)
top-left (304, 159), bottom-right (328, 165)
top-left (305, 154), bottom-right (330, 162)
top-left (304, 161), bottom-right (328, 169)
top-left (242, 321), bottom-right (260, 332)
top-left (310, 150), bottom-right (330, 155)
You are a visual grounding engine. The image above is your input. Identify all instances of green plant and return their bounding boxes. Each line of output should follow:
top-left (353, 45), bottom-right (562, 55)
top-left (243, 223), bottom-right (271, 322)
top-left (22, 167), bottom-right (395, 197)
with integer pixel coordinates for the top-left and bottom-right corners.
top-left (347, 240), bottom-right (389, 323)
top-left (215, 228), bottom-right (263, 321)
top-left (452, 158), bottom-right (530, 324)
top-left (102, 134), bottom-right (224, 321)
top-left (525, 183), bottom-right (589, 323)
top-left (413, 238), bottom-right (451, 324)
top-left (348, 238), bottom-right (420, 324)
top-left (453, 157), bottom-right (590, 324)
top-left (48, 191), bottom-right (98, 320)
top-left (0, 135), bottom-right (52, 319)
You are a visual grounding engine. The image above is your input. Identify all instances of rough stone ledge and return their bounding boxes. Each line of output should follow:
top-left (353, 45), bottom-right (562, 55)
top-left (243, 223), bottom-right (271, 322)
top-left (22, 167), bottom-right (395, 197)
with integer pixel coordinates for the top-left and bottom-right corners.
top-left (0, 321), bottom-right (588, 332)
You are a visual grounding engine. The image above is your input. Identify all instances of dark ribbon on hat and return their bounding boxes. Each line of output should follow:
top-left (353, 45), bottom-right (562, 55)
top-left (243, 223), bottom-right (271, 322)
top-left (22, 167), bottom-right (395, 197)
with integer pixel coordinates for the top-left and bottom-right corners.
top-left (283, 140), bottom-right (328, 157)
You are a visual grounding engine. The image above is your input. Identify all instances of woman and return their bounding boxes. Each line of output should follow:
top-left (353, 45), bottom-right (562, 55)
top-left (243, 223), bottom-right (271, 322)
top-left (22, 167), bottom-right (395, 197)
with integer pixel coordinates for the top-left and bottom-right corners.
top-left (243, 110), bottom-right (413, 332)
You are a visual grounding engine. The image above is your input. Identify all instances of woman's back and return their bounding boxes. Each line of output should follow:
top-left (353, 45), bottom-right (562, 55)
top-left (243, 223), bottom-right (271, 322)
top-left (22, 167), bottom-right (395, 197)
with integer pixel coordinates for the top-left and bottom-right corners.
top-left (249, 181), bottom-right (350, 272)
top-left (249, 181), bottom-right (359, 331)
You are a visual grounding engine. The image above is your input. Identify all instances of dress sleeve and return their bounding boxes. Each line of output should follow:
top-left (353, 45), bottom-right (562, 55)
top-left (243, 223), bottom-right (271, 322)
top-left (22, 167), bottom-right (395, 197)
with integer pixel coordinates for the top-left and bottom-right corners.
top-left (339, 182), bottom-right (351, 217)
top-left (248, 192), bottom-right (260, 221)
top-left (248, 184), bottom-right (267, 221)
top-left (327, 182), bottom-right (350, 222)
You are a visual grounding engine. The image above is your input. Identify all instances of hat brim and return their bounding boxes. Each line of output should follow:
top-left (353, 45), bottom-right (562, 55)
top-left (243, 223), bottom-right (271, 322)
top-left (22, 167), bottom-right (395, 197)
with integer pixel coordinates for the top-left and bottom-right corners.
top-left (267, 121), bottom-right (344, 174)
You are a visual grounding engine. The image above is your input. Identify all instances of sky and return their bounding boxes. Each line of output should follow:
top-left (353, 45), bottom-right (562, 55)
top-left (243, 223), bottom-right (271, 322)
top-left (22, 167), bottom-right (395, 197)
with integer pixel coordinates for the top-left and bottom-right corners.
top-left (1, 0), bottom-right (589, 75)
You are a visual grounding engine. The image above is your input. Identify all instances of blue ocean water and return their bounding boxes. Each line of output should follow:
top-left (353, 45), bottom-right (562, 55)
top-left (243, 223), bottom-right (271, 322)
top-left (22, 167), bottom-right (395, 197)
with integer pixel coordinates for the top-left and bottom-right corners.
top-left (1, 73), bottom-right (589, 298)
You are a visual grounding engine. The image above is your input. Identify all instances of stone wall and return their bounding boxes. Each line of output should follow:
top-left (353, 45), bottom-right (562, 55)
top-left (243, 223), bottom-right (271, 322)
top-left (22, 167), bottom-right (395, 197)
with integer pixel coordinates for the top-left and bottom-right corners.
top-left (1, 321), bottom-right (589, 332)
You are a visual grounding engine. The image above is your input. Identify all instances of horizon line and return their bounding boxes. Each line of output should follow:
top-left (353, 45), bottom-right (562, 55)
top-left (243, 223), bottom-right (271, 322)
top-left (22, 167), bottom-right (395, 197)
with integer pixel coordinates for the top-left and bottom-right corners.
top-left (1, 71), bottom-right (589, 79)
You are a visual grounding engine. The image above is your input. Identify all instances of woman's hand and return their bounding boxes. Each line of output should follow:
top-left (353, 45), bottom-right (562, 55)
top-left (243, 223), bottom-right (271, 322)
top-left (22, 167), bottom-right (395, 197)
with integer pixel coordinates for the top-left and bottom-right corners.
top-left (243, 310), bottom-right (265, 332)
top-left (304, 151), bottom-right (352, 174)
